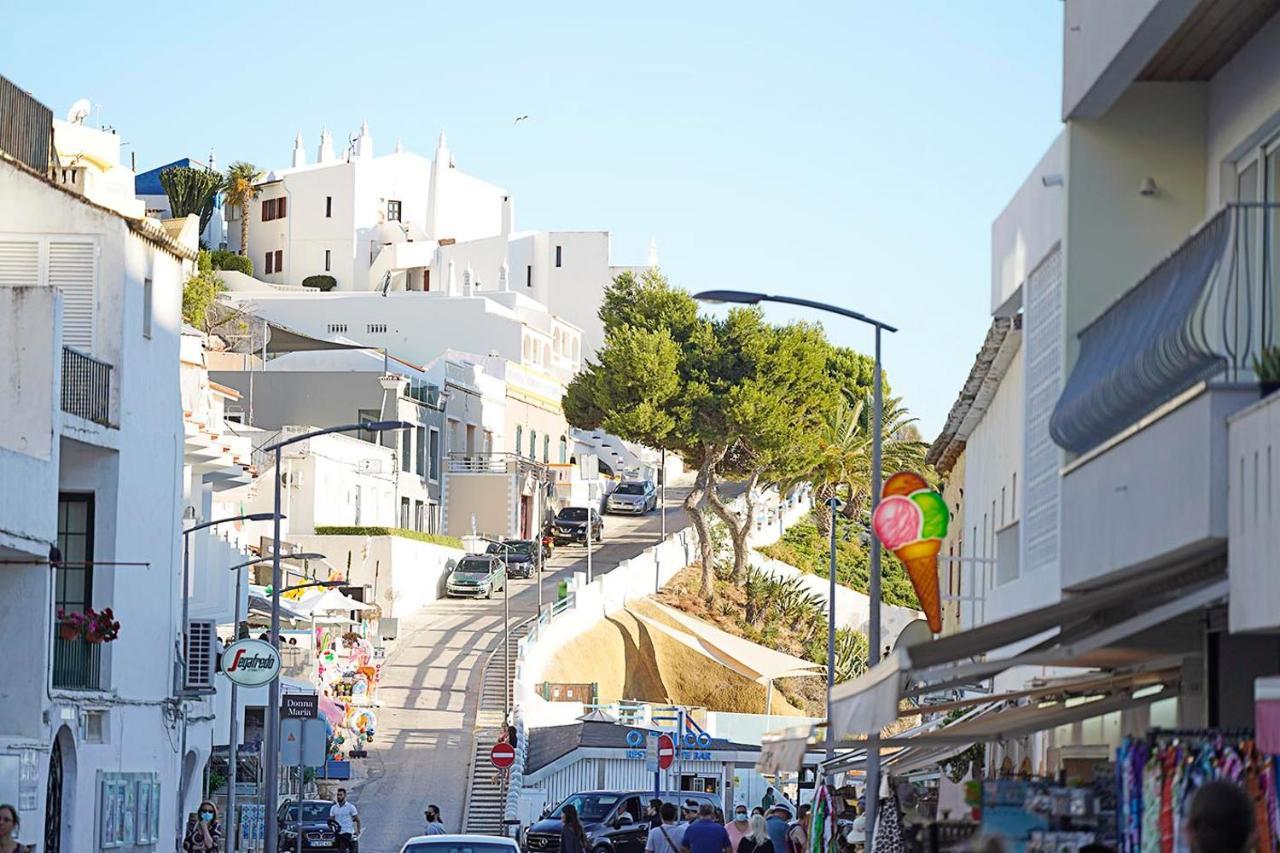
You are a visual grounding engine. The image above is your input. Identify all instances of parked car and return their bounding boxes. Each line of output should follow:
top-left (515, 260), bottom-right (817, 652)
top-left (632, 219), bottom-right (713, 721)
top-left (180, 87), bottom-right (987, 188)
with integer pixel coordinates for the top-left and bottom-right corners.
top-left (276, 800), bottom-right (339, 852)
top-left (606, 481), bottom-right (657, 514)
top-left (447, 555), bottom-right (508, 598)
top-left (525, 790), bottom-right (722, 853)
top-left (550, 507), bottom-right (604, 545)
top-left (402, 834), bottom-right (521, 853)
top-left (486, 539), bottom-right (538, 578)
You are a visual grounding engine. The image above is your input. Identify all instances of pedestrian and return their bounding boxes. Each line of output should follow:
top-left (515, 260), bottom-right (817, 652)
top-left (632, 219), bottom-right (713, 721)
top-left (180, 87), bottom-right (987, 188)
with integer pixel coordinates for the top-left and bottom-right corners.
top-left (182, 801), bottom-right (224, 852)
top-left (751, 807), bottom-right (765, 818)
top-left (787, 805), bottom-right (810, 853)
top-left (647, 802), bottom-right (687, 853)
top-left (329, 787), bottom-right (361, 853)
top-left (726, 804), bottom-right (751, 852)
top-left (765, 806), bottom-right (792, 853)
top-left (681, 799), bottom-right (701, 826)
top-left (561, 803), bottom-right (590, 853)
top-left (737, 814), bottom-right (772, 853)
top-left (681, 803), bottom-right (733, 853)
top-left (648, 798), bottom-right (666, 830)
top-left (1187, 781), bottom-right (1255, 853)
top-left (0, 804), bottom-right (34, 853)
top-left (423, 804), bottom-right (448, 835)
top-left (761, 787), bottom-right (777, 811)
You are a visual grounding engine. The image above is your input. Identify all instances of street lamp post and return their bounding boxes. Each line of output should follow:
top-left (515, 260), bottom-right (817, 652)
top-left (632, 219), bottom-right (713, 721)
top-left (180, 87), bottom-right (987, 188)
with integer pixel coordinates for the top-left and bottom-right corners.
top-left (260, 421), bottom-right (410, 853)
top-left (693, 289), bottom-right (896, 836)
top-left (176, 510), bottom-right (277, 852)
top-left (222, 550), bottom-right (324, 852)
top-left (474, 536), bottom-right (516, 719)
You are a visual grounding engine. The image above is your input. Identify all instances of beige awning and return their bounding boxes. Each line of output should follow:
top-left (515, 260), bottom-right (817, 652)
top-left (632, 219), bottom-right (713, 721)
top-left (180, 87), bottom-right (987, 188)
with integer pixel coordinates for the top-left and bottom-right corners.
top-left (829, 560), bottom-right (1226, 739)
top-left (634, 602), bottom-right (823, 684)
top-left (757, 724), bottom-right (816, 775)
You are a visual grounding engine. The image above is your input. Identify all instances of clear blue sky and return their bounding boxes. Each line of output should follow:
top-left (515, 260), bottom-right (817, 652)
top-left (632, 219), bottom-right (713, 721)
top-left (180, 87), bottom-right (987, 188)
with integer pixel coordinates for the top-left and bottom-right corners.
top-left (1, 1), bottom-right (1063, 439)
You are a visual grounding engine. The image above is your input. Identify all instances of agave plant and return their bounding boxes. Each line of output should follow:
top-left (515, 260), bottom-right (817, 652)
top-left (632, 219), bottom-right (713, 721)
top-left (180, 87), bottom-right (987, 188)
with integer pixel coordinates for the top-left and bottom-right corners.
top-left (1254, 345), bottom-right (1280, 387)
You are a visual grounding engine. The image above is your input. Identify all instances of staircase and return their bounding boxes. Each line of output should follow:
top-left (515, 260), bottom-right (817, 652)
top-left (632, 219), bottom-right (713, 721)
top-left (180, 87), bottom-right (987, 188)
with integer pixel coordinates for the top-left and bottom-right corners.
top-left (462, 620), bottom-right (533, 835)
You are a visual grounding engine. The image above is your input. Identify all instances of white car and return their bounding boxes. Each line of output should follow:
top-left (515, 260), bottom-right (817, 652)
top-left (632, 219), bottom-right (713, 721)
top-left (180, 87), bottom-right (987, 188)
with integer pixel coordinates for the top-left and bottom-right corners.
top-left (399, 834), bottom-right (521, 853)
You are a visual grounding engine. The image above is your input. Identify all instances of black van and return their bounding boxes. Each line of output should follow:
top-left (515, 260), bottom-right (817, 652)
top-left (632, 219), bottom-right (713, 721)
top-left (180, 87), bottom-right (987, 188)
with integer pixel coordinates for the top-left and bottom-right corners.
top-left (524, 790), bottom-right (721, 853)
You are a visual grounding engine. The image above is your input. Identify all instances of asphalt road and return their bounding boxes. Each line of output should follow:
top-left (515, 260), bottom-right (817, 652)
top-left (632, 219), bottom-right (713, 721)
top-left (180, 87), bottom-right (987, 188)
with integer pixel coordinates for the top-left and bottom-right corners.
top-left (348, 483), bottom-right (699, 852)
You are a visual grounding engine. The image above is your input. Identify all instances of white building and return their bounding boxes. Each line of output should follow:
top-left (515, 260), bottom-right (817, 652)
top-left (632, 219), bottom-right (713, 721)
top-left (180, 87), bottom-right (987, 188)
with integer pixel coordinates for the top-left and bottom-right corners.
top-left (0, 77), bottom-right (212, 849)
top-left (224, 125), bottom-right (648, 359)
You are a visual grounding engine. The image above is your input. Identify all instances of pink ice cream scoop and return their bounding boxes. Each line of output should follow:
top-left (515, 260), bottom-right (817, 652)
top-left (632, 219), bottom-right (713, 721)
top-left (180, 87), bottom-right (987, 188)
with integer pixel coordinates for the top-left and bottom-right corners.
top-left (872, 494), bottom-right (923, 550)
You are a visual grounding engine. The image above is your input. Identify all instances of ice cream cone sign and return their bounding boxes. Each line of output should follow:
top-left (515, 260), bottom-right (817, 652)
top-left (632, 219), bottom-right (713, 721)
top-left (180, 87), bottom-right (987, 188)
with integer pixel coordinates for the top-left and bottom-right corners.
top-left (872, 472), bottom-right (949, 634)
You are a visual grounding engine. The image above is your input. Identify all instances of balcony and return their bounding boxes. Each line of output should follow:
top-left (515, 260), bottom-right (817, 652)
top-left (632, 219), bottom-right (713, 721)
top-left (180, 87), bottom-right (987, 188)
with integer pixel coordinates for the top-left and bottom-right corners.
top-left (61, 346), bottom-right (112, 426)
top-left (52, 635), bottom-right (102, 691)
top-left (448, 452), bottom-right (544, 474)
top-left (1051, 203), bottom-right (1279, 455)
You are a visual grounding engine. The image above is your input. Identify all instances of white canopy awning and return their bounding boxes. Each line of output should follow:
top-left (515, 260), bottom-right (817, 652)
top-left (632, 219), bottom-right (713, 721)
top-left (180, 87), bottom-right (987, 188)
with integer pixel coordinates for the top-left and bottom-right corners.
top-left (293, 588), bottom-right (376, 616)
top-left (634, 602), bottom-right (823, 684)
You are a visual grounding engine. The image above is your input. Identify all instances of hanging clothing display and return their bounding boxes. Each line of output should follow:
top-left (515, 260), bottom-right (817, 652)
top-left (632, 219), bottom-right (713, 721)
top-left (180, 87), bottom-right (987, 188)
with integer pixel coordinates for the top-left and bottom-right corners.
top-left (1115, 729), bottom-right (1279, 853)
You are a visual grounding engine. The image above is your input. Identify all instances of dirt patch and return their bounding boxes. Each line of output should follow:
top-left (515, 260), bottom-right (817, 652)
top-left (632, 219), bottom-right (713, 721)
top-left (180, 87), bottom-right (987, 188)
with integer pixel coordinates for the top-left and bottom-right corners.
top-left (542, 600), bottom-right (805, 716)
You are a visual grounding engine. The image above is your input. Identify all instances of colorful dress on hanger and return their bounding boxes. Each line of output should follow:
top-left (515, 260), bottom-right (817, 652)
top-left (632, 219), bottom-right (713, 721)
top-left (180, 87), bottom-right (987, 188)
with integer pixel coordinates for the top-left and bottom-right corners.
top-left (1142, 751), bottom-right (1164, 853)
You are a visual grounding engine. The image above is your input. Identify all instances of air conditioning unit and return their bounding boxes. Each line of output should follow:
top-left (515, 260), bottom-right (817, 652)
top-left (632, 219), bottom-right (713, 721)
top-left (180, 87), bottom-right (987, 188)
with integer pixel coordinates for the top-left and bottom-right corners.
top-left (184, 619), bottom-right (217, 692)
top-left (80, 709), bottom-right (106, 743)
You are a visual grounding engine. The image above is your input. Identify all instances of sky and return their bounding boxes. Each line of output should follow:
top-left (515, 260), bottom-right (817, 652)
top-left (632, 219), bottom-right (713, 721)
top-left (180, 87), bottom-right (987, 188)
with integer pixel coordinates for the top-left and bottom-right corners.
top-left (0, 1), bottom-right (1064, 439)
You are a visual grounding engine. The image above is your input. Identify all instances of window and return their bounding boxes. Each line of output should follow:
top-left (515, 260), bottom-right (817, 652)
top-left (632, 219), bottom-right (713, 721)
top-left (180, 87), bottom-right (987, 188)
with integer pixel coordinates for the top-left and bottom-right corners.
top-left (416, 426), bottom-right (426, 477)
top-left (530, 430), bottom-right (537, 459)
top-left (414, 500), bottom-right (425, 532)
top-left (387, 200), bottom-right (402, 221)
top-left (262, 197), bottom-right (287, 221)
top-left (559, 435), bottom-right (568, 464)
top-left (402, 429), bottom-right (413, 473)
top-left (274, 250), bottom-right (283, 273)
top-left (277, 196), bottom-right (286, 218)
top-left (325, 249), bottom-right (331, 272)
top-left (357, 409), bottom-right (382, 444)
top-left (400, 498), bottom-right (411, 528)
top-left (327, 323), bottom-right (348, 334)
top-left (515, 426), bottom-right (522, 457)
top-left (424, 269), bottom-right (431, 292)
top-left (996, 522), bottom-right (1021, 585)
top-left (367, 323), bottom-right (387, 334)
top-left (325, 196), bottom-right (333, 218)
top-left (142, 277), bottom-right (153, 338)
top-left (526, 265), bottom-right (533, 287)
top-left (555, 245), bottom-right (562, 267)
top-left (54, 493), bottom-right (96, 690)
top-left (429, 428), bottom-right (440, 481)
top-left (265, 252), bottom-right (273, 275)
top-left (543, 434), bottom-right (550, 462)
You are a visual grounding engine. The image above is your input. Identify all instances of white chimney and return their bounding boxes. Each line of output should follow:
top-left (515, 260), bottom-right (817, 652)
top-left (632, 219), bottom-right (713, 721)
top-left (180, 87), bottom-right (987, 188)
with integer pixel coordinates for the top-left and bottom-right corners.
top-left (354, 120), bottom-right (374, 159)
top-left (292, 132), bottom-right (306, 168)
top-left (498, 261), bottom-right (509, 291)
top-left (318, 128), bottom-right (335, 163)
top-left (501, 195), bottom-right (514, 235)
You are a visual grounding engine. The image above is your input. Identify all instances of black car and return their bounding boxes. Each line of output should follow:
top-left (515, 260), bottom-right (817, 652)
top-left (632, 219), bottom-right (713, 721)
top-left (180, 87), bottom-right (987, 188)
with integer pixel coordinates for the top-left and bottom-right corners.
top-left (486, 540), bottom-right (539, 578)
top-left (277, 800), bottom-right (338, 851)
top-left (550, 507), bottom-right (604, 545)
top-left (524, 790), bottom-right (721, 853)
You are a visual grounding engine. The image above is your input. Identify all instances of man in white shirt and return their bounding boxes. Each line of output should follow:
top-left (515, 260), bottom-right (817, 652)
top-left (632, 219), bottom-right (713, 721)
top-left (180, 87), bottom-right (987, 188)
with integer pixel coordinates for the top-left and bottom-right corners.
top-left (647, 803), bottom-right (687, 853)
top-left (329, 788), bottom-right (361, 852)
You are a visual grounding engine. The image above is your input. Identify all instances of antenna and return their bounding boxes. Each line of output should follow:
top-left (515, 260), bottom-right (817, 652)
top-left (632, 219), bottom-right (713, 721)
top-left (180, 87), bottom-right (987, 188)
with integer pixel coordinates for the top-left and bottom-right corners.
top-left (66, 98), bottom-right (92, 125)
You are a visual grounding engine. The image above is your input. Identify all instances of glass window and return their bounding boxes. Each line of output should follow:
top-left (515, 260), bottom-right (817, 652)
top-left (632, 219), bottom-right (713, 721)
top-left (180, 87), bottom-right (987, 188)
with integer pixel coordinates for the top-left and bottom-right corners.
top-left (357, 409), bottom-right (383, 444)
top-left (543, 435), bottom-right (550, 462)
top-left (530, 430), bottom-right (537, 459)
top-left (416, 426), bottom-right (426, 477)
top-left (555, 245), bottom-right (562, 268)
top-left (56, 494), bottom-right (93, 614)
top-left (559, 436), bottom-right (568, 464)
top-left (387, 200), bottom-right (402, 221)
top-left (515, 426), bottom-right (522, 457)
top-left (429, 429), bottom-right (441, 481)
top-left (402, 429), bottom-right (413, 473)
top-left (549, 793), bottom-right (620, 822)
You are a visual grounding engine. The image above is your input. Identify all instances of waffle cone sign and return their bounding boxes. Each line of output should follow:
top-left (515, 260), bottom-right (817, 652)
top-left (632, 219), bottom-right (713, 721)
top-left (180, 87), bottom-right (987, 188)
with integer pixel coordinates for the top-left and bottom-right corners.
top-left (872, 474), bottom-right (948, 634)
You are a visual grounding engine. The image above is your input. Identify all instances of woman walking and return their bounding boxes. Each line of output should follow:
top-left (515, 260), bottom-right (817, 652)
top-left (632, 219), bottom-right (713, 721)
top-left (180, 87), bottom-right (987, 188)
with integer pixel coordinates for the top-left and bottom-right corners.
top-left (0, 804), bottom-right (33, 853)
top-left (737, 814), bottom-right (773, 853)
top-left (561, 804), bottom-right (591, 853)
top-left (182, 800), bottom-right (224, 852)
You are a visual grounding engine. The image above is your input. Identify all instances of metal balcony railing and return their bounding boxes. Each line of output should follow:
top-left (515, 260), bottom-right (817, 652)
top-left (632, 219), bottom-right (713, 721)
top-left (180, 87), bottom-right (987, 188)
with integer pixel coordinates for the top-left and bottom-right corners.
top-left (61, 346), bottom-right (112, 426)
top-left (1052, 203), bottom-right (1280, 454)
top-left (52, 635), bottom-right (102, 690)
top-left (447, 452), bottom-right (546, 474)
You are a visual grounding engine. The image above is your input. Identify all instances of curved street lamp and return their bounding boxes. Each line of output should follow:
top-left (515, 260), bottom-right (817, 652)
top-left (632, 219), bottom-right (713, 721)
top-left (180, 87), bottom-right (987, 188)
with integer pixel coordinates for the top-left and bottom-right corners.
top-left (693, 289), bottom-right (896, 837)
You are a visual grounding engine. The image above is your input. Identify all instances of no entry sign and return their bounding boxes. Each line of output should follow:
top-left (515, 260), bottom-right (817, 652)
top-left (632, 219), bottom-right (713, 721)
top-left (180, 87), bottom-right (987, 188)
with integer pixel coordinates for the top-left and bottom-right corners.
top-left (491, 741), bottom-right (516, 769)
top-left (657, 734), bottom-right (675, 770)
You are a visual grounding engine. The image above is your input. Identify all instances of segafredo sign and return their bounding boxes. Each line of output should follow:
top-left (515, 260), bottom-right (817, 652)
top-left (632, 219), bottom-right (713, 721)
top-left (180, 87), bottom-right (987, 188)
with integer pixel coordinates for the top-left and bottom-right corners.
top-left (221, 638), bottom-right (282, 687)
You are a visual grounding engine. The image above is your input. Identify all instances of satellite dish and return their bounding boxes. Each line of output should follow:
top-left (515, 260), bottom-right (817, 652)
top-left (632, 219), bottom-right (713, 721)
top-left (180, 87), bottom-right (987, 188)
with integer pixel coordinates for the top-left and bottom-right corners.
top-left (66, 98), bottom-right (92, 125)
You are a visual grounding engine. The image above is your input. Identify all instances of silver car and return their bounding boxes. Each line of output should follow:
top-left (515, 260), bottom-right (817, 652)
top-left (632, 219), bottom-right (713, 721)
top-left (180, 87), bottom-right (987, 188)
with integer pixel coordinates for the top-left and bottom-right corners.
top-left (605, 480), bottom-right (657, 514)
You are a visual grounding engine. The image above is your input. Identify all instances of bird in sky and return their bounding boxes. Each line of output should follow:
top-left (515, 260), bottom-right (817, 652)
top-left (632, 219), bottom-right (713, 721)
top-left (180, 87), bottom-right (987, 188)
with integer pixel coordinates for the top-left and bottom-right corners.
top-left (514, 115), bottom-right (529, 125)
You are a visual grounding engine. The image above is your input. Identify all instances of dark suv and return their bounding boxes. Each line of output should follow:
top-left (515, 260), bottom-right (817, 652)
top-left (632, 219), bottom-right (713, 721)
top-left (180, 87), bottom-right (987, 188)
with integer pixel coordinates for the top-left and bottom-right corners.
top-left (550, 507), bottom-right (604, 545)
top-left (524, 790), bottom-right (721, 853)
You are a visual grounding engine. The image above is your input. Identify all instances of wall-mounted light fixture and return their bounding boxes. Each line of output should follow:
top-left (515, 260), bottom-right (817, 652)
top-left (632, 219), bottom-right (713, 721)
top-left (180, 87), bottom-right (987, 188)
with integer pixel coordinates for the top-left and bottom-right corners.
top-left (1041, 173), bottom-right (1064, 187)
top-left (1139, 177), bottom-right (1158, 197)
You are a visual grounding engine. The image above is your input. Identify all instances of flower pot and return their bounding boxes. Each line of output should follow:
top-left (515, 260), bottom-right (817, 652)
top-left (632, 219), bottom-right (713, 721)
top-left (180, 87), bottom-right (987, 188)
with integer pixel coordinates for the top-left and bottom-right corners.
top-left (58, 624), bottom-right (79, 642)
top-left (86, 631), bottom-right (104, 644)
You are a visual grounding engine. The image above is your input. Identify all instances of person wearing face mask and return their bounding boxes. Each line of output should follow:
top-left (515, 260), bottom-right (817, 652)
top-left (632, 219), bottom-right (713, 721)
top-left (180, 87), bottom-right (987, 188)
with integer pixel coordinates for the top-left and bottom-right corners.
top-left (182, 801), bottom-right (223, 852)
top-left (0, 804), bottom-right (33, 853)
top-left (725, 805), bottom-right (751, 852)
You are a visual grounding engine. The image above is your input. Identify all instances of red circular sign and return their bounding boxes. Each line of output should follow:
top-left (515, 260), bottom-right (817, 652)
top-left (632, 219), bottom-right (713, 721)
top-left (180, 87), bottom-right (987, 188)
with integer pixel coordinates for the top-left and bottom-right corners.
top-left (656, 734), bottom-right (675, 770)
top-left (491, 742), bottom-right (516, 768)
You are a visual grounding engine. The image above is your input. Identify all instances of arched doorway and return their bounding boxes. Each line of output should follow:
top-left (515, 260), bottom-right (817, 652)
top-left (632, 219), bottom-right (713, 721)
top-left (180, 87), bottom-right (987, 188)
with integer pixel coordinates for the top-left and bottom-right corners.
top-left (44, 737), bottom-right (63, 853)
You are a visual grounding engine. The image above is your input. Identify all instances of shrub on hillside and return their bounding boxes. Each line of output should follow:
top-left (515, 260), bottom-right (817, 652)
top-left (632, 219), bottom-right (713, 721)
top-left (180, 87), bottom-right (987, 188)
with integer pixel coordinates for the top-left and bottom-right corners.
top-left (302, 274), bottom-right (337, 291)
top-left (758, 515), bottom-right (920, 609)
top-left (313, 526), bottom-right (463, 549)
top-left (209, 249), bottom-right (253, 276)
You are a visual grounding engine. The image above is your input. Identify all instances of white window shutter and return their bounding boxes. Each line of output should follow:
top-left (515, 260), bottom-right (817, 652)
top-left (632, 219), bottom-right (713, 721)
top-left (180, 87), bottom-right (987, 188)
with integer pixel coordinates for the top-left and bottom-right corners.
top-left (0, 240), bottom-right (38, 287)
top-left (49, 241), bottom-right (96, 353)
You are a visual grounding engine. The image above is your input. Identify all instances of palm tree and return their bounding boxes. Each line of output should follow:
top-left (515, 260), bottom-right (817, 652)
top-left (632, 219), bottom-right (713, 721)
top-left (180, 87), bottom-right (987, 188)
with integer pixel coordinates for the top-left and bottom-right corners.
top-left (223, 161), bottom-right (262, 257)
top-left (838, 393), bottom-right (930, 523)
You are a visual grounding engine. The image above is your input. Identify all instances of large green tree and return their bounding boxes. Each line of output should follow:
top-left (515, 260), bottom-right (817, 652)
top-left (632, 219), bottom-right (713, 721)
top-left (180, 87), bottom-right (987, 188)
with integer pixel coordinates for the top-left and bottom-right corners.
top-left (159, 166), bottom-right (223, 240)
top-left (223, 161), bottom-right (262, 257)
